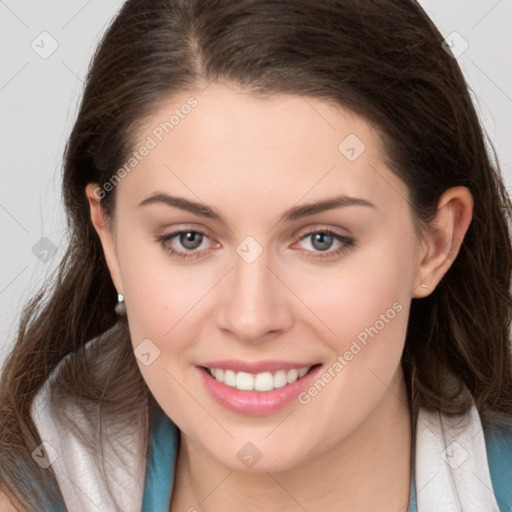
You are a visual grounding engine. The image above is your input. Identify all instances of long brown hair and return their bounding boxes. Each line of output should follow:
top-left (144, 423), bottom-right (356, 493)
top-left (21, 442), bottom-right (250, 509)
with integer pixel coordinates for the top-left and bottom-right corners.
top-left (2, 0), bottom-right (512, 509)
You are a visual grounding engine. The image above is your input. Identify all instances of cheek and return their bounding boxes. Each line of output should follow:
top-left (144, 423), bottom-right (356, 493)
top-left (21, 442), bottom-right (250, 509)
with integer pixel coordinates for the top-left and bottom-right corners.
top-left (116, 239), bottom-right (220, 400)
top-left (290, 268), bottom-right (412, 453)
top-left (119, 257), bottom-right (209, 423)
top-left (291, 228), bottom-right (416, 353)
top-left (117, 231), bottom-right (212, 338)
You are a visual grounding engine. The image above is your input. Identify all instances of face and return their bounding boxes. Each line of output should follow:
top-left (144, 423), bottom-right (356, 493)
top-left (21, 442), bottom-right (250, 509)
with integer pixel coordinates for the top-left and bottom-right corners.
top-left (87, 83), bottom-right (450, 472)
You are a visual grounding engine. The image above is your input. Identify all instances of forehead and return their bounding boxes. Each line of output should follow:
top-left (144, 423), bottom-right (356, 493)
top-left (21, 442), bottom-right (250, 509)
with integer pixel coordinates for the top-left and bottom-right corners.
top-left (116, 83), bottom-right (408, 219)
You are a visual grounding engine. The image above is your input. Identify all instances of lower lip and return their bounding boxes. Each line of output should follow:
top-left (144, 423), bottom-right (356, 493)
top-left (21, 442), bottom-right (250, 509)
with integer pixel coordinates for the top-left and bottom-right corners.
top-left (198, 365), bottom-right (322, 416)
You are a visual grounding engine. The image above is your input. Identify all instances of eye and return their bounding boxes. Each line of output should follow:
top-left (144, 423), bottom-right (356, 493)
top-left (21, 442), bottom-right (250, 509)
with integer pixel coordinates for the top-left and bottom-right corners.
top-left (155, 229), bottom-right (216, 260)
top-left (155, 227), bottom-right (355, 261)
top-left (293, 229), bottom-right (355, 260)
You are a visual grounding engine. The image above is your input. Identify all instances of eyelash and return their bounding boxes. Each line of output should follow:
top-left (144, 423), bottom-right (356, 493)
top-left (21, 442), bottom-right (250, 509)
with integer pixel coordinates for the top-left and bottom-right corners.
top-left (155, 228), bottom-right (355, 261)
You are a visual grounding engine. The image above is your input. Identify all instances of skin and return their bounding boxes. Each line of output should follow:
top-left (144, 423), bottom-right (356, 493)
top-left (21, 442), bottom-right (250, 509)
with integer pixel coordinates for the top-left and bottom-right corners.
top-left (0, 491), bottom-right (24, 512)
top-left (86, 82), bottom-right (473, 511)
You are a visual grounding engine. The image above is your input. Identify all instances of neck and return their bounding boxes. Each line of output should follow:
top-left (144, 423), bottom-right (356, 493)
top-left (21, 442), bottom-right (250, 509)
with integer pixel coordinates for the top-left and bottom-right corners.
top-left (170, 366), bottom-right (412, 512)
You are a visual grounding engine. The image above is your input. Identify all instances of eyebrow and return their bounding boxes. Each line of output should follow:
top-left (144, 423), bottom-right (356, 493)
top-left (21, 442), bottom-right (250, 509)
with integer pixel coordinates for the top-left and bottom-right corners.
top-left (137, 192), bottom-right (375, 223)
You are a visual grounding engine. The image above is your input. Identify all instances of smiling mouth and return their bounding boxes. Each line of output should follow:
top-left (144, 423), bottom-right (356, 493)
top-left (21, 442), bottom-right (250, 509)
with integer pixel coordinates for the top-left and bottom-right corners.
top-left (201, 364), bottom-right (320, 392)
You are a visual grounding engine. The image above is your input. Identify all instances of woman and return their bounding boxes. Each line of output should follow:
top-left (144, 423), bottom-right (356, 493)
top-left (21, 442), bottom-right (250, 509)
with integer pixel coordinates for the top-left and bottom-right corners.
top-left (1, 0), bottom-right (511, 510)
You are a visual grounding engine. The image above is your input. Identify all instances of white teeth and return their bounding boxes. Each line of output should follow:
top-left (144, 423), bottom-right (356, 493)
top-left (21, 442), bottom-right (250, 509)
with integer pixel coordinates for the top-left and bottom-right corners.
top-left (224, 369), bottom-right (236, 387)
top-left (286, 369), bottom-right (298, 383)
top-left (208, 366), bottom-right (312, 391)
top-left (236, 372), bottom-right (254, 391)
top-left (273, 370), bottom-right (288, 389)
top-left (298, 367), bottom-right (308, 378)
top-left (254, 372), bottom-right (274, 392)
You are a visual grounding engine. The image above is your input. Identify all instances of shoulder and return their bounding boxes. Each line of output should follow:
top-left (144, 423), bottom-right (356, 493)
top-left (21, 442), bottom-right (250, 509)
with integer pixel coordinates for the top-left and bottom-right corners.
top-left (482, 415), bottom-right (512, 511)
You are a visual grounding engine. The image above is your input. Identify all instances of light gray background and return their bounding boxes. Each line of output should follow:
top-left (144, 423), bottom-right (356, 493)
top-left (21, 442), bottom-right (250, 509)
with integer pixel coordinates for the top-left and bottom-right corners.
top-left (1, 0), bottom-right (511, 366)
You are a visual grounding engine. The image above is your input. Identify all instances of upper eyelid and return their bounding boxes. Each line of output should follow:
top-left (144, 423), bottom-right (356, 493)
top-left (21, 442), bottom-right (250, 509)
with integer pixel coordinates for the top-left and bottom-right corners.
top-left (159, 223), bottom-right (350, 237)
top-left (295, 225), bottom-right (352, 239)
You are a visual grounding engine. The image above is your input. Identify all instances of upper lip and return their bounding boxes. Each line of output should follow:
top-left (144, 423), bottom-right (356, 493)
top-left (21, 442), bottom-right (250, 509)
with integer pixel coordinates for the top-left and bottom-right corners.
top-left (198, 359), bottom-right (319, 373)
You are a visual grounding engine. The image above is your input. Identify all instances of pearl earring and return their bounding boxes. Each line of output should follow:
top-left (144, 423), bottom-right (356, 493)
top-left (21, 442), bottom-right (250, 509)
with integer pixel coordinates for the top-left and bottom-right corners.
top-left (115, 292), bottom-right (126, 315)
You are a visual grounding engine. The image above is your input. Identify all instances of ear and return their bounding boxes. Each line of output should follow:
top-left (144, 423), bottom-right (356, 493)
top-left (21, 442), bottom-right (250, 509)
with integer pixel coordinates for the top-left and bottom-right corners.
top-left (85, 183), bottom-right (124, 294)
top-left (412, 186), bottom-right (473, 298)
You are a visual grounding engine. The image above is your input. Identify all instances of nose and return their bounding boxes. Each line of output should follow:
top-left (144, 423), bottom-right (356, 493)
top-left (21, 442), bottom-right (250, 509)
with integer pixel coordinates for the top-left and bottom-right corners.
top-left (216, 247), bottom-right (294, 343)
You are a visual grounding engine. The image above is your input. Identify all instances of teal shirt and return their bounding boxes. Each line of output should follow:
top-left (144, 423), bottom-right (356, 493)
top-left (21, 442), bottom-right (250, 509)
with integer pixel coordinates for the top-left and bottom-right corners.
top-left (484, 417), bottom-right (512, 512)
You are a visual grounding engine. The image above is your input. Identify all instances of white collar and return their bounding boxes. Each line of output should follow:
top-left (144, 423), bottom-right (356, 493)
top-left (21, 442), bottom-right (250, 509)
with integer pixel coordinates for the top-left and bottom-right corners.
top-left (415, 405), bottom-right (500, 510)
top-left (30, 340), bottom-right (147, 512)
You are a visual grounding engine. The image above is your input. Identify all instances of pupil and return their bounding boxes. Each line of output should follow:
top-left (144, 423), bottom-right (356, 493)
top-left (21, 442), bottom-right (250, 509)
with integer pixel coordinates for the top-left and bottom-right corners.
top-left (313, 233), bottom-right (332, 251)
top-left (181, 232), bottom-right (202, 249)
